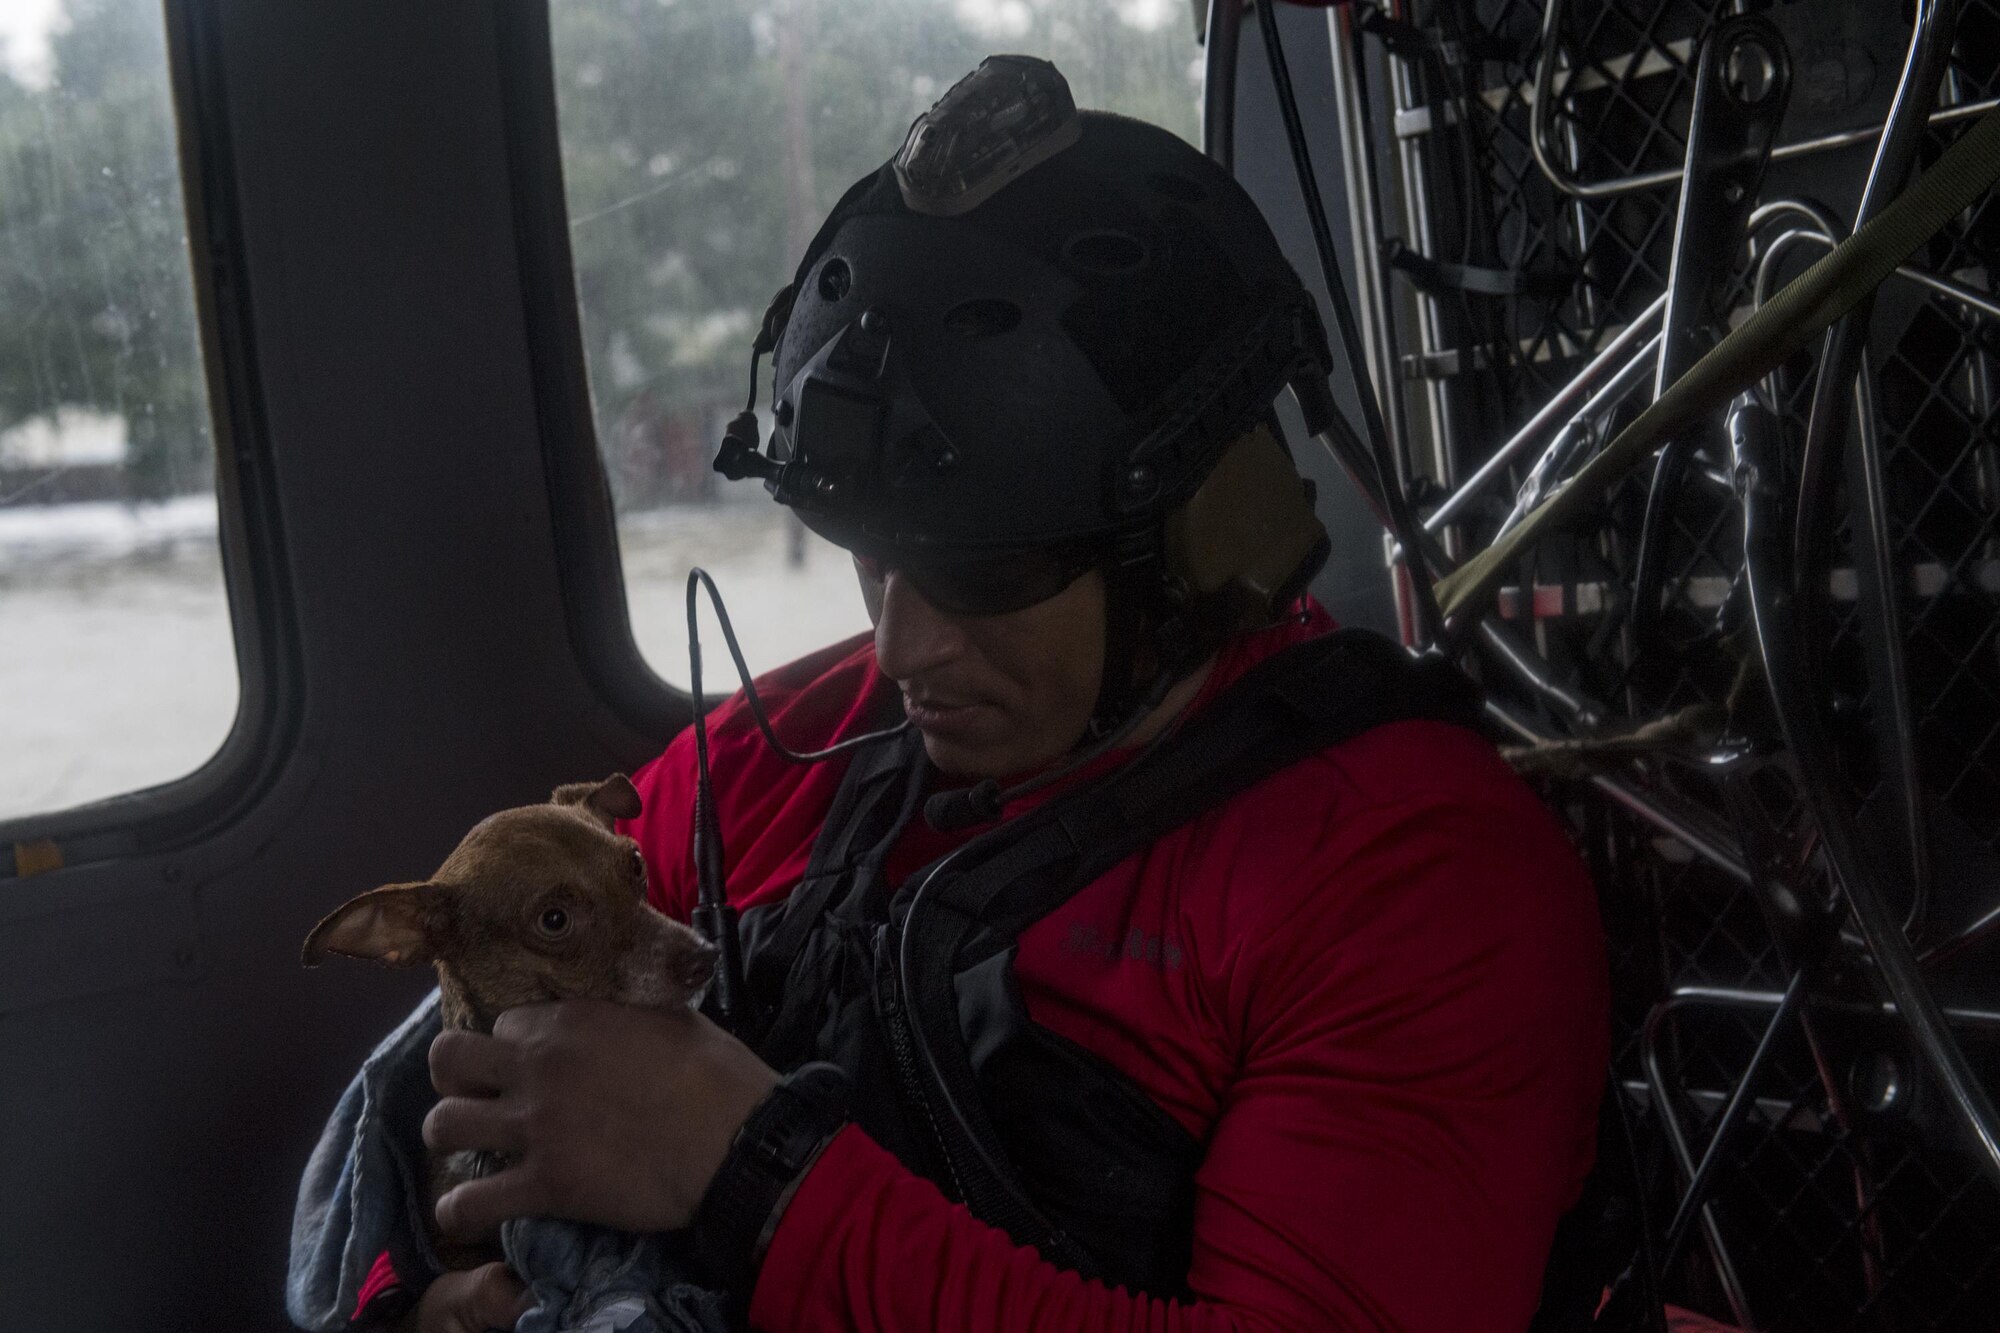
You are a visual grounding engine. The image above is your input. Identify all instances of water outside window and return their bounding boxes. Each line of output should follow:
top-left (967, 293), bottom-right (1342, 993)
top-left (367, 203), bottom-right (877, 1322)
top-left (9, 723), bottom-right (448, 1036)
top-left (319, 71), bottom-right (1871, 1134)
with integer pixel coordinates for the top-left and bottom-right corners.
top-left (0, 0), bottom-right (236, 822)
top-left (548, 0), bottom-right (1204, 687)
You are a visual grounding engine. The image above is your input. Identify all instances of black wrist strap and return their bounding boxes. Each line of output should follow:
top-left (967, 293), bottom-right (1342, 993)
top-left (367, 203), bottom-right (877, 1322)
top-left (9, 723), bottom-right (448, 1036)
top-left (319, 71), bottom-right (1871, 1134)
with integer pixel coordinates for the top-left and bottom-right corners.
top-left (693, 1061), bottom-right (852, 1297)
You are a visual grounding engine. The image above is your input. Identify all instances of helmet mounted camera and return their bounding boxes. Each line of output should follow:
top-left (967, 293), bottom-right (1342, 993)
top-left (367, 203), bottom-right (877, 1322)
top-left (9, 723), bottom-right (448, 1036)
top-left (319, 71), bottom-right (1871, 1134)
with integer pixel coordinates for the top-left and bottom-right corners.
top-left (894, 54), bottom-right (1084, 218)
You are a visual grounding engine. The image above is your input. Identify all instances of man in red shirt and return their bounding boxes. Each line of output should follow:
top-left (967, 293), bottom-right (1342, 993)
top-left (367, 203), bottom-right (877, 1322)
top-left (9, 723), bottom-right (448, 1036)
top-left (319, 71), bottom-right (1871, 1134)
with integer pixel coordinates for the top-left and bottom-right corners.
top-left (412, 58), bottom-right (1607, 1333)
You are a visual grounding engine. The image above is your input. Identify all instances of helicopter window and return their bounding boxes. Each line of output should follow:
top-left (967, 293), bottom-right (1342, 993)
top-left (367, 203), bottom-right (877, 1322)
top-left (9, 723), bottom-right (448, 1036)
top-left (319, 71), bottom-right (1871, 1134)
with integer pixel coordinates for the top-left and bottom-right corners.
top-left (0, 0), bottom-right (235, 823)
top-left (546, 0), bottom-right (1203, 687)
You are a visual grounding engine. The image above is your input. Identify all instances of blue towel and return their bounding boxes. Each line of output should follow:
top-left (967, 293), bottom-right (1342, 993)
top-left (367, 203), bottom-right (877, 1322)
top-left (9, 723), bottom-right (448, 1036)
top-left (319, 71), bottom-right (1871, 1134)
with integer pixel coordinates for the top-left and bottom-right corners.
top-left (287, 993), bottom-right (734, 1332)
top-left (505, 1222), bottom-right (731, 1333)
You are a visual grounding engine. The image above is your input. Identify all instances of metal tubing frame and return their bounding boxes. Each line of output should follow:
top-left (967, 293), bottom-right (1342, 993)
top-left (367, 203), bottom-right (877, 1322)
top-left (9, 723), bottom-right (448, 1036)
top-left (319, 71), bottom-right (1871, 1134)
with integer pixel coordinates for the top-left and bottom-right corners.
top-left (1637, 975), bottom-right (2000, 1321)
top-left (1382, 0), bottom-right (1461, 498)
top-left (1648, 972), bottom-right (1808, 1312)
top-left (1253, 0), bottom-right (1446, 649)
top-left (1424, 220), bottom-right (1994, 579)
top-left (1426, 294), bottom-right (1667, 532)
top-left (1640, 988), bottom-right (1769, 1329)
top-left (1482, 694), bottom-right (1754, 886)
top-left (1756, 229), bottom-right (2000, 326)
top-left (1753, 212), bottom-right (1989, 952)
top-left (1792, 0), bottom-right (1956, 970)
top-left (1475, 619), bottom-right (1600, 727)
top-left (1670, 983), bottom-right (2000, 1035)
top-left (1489, 332), bottom-right (1662, 545)
top-left (1715, 768), bottom-right (1896, 1300)
top-left (1746, 206), bottom-right (1936, 936)
top-left (1629, 17), bottom-right (1792, 649)
top-left (1364, 0), bottom-right (2000, 1297)
top-left (1734, 389), bottom-right (2000, 1187)
top-left (1493, 415), bottom-right (1597, 540)
top-left (1326, 3), bottom-right (1410, 479)
top-left (1527, 0), bottom-right (2000, 200)
top-left (1839, 352), bottom-right (1933, 941)
top-left (1922, 900), bottom-right (2000, 968)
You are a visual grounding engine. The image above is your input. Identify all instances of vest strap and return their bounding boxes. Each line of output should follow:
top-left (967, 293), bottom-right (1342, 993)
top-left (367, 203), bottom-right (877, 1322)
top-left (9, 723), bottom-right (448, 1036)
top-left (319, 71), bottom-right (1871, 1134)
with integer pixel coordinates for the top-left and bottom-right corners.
top-left (887, 629), bottom-right (1481, 1269)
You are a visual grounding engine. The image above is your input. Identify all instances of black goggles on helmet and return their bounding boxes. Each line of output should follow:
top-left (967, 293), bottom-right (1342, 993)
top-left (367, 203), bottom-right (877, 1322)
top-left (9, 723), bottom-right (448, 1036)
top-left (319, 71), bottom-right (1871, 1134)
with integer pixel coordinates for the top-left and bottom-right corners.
top-left (850, 543), bottom-right (1100, 617)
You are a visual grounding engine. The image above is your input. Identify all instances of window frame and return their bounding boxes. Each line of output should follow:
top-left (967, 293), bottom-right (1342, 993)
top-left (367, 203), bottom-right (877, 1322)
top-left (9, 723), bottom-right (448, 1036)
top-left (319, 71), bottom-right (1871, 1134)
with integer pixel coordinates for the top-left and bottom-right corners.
top-left (0, 0), bottom-right (306, 872)
top-left (492, 0), bottom-right (693, 744)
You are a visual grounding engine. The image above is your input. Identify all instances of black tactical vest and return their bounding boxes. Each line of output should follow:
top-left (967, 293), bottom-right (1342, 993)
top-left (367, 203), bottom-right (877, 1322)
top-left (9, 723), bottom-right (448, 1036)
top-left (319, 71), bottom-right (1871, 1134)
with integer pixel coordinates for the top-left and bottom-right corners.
top-left (725, 629), bottom-right (1483, 1297)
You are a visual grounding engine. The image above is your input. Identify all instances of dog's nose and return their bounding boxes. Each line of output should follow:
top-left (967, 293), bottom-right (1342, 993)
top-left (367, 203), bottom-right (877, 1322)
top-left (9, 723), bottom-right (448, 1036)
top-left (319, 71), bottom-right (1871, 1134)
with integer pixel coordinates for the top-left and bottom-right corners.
top-left (678, 939), bottom-right (720, 990)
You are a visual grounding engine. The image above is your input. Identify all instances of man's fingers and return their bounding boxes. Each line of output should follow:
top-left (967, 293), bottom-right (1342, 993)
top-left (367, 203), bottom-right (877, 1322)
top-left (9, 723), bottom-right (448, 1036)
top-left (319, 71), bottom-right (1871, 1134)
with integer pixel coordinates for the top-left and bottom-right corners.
top-left (429, 1027), bottom-right (517, 1096)
top-left (423, 1094), bottom-right (526, 1157)
top-left (434, 1163), bottom-right (548, 1244)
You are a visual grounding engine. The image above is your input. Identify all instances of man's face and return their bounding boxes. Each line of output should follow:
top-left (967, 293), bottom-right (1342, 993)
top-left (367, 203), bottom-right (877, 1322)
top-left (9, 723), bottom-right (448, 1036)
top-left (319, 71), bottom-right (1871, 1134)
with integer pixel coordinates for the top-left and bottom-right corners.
top-left (858, 559), bottom-right (1105, 779)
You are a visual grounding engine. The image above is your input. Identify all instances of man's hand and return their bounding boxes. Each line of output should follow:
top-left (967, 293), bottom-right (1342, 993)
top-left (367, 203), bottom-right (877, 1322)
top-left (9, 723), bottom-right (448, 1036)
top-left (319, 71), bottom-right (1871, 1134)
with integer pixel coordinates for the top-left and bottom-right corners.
top-left (422, 1000), bottom-right (780, 1242)
top-left (400, 1262), bottom-right (529, 1333)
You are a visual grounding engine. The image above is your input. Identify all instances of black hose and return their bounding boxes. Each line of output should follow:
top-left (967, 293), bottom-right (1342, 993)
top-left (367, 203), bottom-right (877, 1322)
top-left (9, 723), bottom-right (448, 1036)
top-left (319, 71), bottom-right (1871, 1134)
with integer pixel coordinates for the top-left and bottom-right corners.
top-left (685, 567), bottom-right (906, 766)
top-left (1252, 0), bottom-right (1447, 648)
top-left (682, 567), bottom-right (910, 1032)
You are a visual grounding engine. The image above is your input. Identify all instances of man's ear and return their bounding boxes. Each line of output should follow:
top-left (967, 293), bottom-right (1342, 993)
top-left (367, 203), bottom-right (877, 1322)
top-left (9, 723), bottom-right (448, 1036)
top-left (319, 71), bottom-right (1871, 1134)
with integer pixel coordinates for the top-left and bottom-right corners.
top-left (551, 773), bottom-right (643, 829)
top-left (302, 882), bottom-right (450, 968)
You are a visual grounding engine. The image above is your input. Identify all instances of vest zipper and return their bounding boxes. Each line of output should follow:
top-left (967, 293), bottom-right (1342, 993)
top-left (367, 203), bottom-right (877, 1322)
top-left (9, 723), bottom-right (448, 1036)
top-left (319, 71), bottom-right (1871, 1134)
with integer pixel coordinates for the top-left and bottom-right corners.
top-left (875, 923), bottom-right (968, 1204)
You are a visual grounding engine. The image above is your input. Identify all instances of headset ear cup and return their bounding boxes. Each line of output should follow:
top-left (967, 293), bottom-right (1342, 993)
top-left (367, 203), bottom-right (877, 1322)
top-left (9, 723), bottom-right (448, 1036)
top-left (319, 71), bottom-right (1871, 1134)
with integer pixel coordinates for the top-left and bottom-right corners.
top-left (1274, 530), bottom-right (1332, 611)
top-left (1164, 423), bottom-right (1329, 633)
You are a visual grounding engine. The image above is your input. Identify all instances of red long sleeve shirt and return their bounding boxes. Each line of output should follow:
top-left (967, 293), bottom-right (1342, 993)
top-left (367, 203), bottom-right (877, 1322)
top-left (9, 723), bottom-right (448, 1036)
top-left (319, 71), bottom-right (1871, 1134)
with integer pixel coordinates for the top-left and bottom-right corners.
top-left (623, 610), bottom-right (1610, 1333)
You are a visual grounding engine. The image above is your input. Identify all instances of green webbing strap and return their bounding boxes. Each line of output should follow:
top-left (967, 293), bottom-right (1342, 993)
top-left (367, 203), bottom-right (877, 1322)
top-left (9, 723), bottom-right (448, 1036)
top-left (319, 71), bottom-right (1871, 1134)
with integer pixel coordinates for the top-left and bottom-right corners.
top-left (1435, 99), bottom-right (2000, 622)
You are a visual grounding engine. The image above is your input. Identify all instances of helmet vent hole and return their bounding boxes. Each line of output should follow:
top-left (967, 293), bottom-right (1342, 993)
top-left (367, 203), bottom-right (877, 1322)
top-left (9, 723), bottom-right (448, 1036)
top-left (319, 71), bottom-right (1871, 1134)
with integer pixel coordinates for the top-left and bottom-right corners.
top-left (817, 257), bottom-right (853, 302)
top-left (942, 298), bottom-right (1023, 338)
top-left (1063, 230), bottom-right (1148, 275)
top-left (1148, 172), bottom-right (1205, 204)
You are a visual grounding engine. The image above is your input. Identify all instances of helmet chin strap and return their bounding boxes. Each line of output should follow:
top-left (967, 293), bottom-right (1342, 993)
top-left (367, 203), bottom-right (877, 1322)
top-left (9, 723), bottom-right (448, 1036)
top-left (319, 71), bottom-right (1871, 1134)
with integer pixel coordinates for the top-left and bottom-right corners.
top-left (1089, 539), bottom-right (1157, 740)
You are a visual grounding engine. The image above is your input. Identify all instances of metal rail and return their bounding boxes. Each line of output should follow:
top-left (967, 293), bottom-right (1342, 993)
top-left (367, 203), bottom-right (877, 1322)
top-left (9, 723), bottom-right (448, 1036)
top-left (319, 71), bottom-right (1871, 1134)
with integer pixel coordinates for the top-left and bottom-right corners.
top-left (1527, 0), bottom-right (2000, 200)
top-left (1326, 3), bottom-right (1410, 479)
top-left (1756, 230), bottom-right (2000, 325)
top-left (1744, 203), bottom-right (1933, 941)
top-left (1641, 985), bottom-right (1773, 1329)
top-left (1254, 0), bottom-right (1445, 649)
top-left (1735, 390), bottom-right (2000, 1188)
top-left (1482, 694), bottom-right (1754, 886)
top-left (1383, 0), bottom-right (1461, 501)
top-left (1793, 0), bottom-right (1958, 986)
top-left (1668, 983), bottom-right (2000, 1035)
top-left (1424, 295), bottom-right (1666, 533)
top-left (1341, 0), bottom-right (2000, 1318)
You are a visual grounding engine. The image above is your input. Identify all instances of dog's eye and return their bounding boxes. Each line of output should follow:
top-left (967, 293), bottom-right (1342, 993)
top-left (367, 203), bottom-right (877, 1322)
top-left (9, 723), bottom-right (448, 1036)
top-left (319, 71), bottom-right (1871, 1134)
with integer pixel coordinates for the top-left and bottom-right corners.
top-left (629, 848), bottom-right (646, 879)
top-left (539, 906), bottom-right (570, 936)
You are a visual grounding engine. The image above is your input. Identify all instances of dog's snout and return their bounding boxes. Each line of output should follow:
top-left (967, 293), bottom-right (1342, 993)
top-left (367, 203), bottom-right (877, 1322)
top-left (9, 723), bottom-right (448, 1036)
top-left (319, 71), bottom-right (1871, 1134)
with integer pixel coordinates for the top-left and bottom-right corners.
top-left (679, 938), bottom-right (721, 990)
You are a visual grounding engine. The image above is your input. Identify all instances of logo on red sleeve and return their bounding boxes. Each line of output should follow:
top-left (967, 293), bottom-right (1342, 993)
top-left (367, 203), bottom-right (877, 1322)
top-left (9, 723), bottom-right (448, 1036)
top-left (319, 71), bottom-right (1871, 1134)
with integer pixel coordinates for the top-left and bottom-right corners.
top-left (1060, 922), bottom-right (1184, 971)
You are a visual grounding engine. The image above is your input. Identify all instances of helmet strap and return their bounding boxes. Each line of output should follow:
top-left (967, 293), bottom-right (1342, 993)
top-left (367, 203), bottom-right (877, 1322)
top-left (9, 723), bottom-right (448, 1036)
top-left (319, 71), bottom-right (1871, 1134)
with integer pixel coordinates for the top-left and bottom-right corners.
top-left (1089, 526), bottom-right (1220, 740)
top-left (1088, 531), bottom-right (1160, 738)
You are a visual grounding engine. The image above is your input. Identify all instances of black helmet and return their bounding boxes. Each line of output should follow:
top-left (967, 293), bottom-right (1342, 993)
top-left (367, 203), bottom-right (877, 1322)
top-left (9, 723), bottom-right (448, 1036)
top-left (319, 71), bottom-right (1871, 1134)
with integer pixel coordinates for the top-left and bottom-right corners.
top-left (717, 56), bottom-right (1333, 716)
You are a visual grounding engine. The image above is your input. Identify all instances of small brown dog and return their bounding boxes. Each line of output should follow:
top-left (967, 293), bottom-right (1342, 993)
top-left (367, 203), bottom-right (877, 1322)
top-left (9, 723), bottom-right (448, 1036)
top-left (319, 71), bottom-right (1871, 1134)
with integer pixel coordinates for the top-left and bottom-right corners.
top-left (302, 774), bottom-right (716, 1264)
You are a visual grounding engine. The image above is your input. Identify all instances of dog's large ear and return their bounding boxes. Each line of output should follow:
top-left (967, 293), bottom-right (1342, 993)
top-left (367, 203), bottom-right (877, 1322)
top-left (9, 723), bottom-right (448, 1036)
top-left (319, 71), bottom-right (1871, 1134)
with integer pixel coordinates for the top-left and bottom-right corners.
top-left (302, 882), bottom-right (451, 968)
top-left (551, 773), bottom-right (643, 829)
